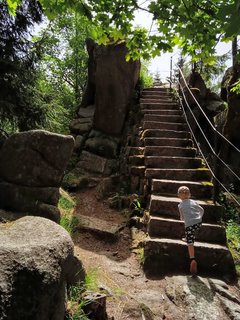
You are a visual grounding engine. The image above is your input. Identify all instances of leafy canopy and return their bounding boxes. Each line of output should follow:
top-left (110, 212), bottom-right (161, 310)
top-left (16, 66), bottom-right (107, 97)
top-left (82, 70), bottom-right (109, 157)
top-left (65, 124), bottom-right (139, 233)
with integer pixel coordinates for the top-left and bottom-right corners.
top-left (5, 0), bottom-right (240, 62)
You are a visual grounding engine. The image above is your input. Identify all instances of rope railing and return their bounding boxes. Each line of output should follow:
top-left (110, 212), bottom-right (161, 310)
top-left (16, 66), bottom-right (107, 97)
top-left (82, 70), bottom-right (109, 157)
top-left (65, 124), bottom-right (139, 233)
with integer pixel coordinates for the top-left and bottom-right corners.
top-left (178, 81), bottom-right (240, 182)
top-left (176, 85), bottom-right (240, 207)
top-left (178, 67), bottom-right (240, 154)
top-left (169, 70), bottom-right (240, 208)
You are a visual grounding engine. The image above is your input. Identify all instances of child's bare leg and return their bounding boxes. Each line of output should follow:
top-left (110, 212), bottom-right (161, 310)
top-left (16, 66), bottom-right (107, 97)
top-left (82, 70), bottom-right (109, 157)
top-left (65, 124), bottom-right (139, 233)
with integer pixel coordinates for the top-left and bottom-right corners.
top-left (188, 245), bottom-right (197, 274)
top-left (188, 245), bottom-right (195, 258)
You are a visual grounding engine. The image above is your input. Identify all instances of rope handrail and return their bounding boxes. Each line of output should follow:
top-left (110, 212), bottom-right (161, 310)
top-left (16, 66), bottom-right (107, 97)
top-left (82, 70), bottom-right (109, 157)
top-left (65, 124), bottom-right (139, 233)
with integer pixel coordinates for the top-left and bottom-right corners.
top-left (177, 66), bottom-right (240, 154)
top-left (177, 81), bottom-right (240, 182)
top-left (171, 80), bottom-right (240, 207)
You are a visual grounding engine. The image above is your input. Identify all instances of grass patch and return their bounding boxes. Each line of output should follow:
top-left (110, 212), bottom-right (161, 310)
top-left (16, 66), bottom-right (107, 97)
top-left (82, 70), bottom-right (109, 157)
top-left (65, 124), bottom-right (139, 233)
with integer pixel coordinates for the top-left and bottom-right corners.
top-left (226, 220), bottom-right (240, 275)
top-left (85, 268), bottom-right (99, 292)
top-left (219, 192), bottom-right (240, 276)
top-left (58, 189), bottom-right (78, 236)
top-left (66, 282), bottom-right (90, 320)
top-left (66, 269), bottom-right (100, 320)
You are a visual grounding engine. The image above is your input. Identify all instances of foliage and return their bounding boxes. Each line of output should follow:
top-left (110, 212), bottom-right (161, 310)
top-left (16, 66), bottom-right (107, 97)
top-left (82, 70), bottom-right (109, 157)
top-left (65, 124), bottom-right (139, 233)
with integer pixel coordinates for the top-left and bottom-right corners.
top-left (5, 0), bottom-right (240, 63)
top-left (231, 79), bottom-right (240, 94)
top-left (226, 220), bottom-right (240, 274)
top-left (194, 54), bottom-right (230, 90)
top-left (84, 268), bottom-right (99, 292)
top-left (34, 12), bottom-right (89, 133)
top-left (58, 189), bottom-right (78, 236)
top-left (0, 0), bottom-right (44, 132)
top-left (66, 269), bottom-right (99, 320)
top-left (218, 192), bottom-right (240, 222)
top-left (138, 61), bottom-right (154, 90)
top-left (66, 282), bottom-right (90, 320)
top-left (218, 192), bottom-right (240, 273)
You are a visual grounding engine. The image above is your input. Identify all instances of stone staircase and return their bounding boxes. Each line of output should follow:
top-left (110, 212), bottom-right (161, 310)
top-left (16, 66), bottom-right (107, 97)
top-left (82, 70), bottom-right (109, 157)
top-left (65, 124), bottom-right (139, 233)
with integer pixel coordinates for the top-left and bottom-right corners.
top-left (131, 87), bottom-right (236, 280)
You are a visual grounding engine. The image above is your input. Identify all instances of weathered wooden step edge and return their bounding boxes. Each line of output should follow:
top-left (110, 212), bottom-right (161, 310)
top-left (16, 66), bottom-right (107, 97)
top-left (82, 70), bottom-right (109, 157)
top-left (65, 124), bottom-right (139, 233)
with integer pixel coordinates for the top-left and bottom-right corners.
top-left (148, 216), bottom-right (226, 244)
top-left (143, 238), bottom-right (236, 280)
top-left (145, 168), bottom-right (211, 181)
top-left (149, 195), bottom-right (223, 223)
top-left (151, 179), bottom-right (213, 199)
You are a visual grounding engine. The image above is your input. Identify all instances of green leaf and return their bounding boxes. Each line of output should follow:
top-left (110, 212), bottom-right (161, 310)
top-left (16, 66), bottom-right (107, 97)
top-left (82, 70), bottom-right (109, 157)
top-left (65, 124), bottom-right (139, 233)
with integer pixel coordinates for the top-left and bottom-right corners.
top-left (6, 0), bottom-right (18, 15)
top-left (225, 11), bottom-right (240, 37)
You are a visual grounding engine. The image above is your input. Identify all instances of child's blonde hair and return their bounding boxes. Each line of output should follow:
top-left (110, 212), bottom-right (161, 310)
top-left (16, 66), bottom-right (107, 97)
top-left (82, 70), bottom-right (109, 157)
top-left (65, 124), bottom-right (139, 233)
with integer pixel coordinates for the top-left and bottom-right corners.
top-left (177, 186), bottom-right (190, 194)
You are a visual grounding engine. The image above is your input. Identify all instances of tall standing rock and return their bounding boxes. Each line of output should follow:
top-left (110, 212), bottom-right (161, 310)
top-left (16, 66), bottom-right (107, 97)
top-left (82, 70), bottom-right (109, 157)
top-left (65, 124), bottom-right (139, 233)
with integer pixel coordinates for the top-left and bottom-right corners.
top-left (0, 130), bottom-right (74, 222)
top-left (80, 39), bottom-right (140, 137)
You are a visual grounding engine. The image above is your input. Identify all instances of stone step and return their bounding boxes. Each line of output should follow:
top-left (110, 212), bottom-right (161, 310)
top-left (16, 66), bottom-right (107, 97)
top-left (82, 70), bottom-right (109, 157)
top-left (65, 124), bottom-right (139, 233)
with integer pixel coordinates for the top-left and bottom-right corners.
top-left (126, 146), bottom-right (144, 156)
top-left (141, 98), bottom-right (175, 104)
top-left (129, 166), bottom-right (145, 177)
top-left (145, 168), bottom-right (211, 181)
top-left (151, 179), bottom-right (213, 199)
top-left (142, 89), bottom-right (171, 94)
top-left (140, 98), bottom-right (172, 104)
top-left (129, 155), bottom-right (144, 166)
top-left (141, 92), bottom-right (172, 98)
top-left (140, 103), bottom-right (179, 110)
top-left (141, 109), bottom-right (182, 116)
top-left (143, 238), bottom-right (236, 279)
top-left (143, 121), bottom-right (187, 131)
top-left (145, 156), bottom-right (203, 169)
top-left (148, 217), bottom-right (226, 245)
top-left (149, 195), bottom-right (222, 223)
top-left (144, 114), bottom-right (184, 123)
top-left (143, 129), bottom-right (190, 139)
top-left (144, 146), bottom-right (196, 157)
top-left (144, 137), bottom-right (193, 147)
top-left (143, 88), bottom-right (170, 92)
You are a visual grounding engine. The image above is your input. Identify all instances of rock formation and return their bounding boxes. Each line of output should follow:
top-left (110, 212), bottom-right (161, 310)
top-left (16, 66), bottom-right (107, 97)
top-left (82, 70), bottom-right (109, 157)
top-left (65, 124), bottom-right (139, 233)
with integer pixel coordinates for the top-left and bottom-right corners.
top-left (0, 216), bottom-right (85, 320)
top-left (180, 71), bottom-right (225, 160)
top-left (219, 63), bottom-right (240, 190)
top-left (66, 40), bottom-right (140, 189)
top-left (0, 130), bottom-right (74, 222)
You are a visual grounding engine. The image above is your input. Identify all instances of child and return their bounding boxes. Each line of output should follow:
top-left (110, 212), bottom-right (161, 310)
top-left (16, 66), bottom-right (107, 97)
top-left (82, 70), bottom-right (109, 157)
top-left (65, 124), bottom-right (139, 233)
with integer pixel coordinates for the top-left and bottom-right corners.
top-left (177, 186), bottom-right (204, 275)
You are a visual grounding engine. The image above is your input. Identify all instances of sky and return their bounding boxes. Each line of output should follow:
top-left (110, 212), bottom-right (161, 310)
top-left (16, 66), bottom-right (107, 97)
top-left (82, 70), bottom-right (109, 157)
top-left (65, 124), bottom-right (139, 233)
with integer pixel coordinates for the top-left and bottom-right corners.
top-left (133, 5), bottom-right (232, 81)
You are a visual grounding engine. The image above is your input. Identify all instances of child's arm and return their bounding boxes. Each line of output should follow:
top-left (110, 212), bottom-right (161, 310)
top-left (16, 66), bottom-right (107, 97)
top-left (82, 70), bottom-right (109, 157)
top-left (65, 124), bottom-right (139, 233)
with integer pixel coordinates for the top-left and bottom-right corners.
top-left (178, 205), bottom-right (184, 220)
top-left (197, 203), bottom-right (204, 217)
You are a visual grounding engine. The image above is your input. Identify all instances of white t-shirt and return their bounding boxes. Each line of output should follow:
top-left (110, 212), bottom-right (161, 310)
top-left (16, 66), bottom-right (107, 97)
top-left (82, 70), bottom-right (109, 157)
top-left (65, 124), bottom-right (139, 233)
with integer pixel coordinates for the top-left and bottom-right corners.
top-left (178, 199), bottom-right (204, 228)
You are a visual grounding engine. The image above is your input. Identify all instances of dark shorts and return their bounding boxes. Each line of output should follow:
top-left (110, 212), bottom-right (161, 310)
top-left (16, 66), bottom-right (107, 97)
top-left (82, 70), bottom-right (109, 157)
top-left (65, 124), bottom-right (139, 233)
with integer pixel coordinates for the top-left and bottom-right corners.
top-left (185, 222), bottom-right (202, 245)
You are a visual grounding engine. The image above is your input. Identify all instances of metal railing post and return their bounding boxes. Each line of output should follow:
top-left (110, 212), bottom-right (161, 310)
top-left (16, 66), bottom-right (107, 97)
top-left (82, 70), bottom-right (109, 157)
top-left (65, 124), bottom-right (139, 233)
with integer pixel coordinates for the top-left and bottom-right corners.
top-left (170, 56), bottom-right (172, 89)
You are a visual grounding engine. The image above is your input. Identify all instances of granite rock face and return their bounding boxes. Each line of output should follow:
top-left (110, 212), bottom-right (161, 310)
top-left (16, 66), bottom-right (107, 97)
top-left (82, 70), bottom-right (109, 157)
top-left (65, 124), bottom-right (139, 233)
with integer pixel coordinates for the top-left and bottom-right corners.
top-left (0, 130), bottom-right (74, 222)
top-left (80, 39), bottom-right (140, 137)
top-left (0, 216), bottom-right (85, 320)
top-left (219, 63), bottom-right (240, 190)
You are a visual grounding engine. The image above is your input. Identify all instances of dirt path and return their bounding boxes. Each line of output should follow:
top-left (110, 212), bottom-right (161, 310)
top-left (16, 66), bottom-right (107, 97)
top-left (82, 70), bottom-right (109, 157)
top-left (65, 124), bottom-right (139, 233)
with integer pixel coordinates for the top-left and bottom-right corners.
top-left (72, 189), bottom-right (240, 320)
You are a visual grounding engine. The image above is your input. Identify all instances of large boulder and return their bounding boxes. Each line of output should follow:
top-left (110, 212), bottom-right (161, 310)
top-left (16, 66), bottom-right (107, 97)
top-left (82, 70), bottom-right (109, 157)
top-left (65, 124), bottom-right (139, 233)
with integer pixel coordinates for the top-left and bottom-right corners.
top-left (0, 216), bottom-right (85, 320)
top-left (0, 130), bottom-right (74, 222)
top-left (79, 39), bottom-right (140, 137)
